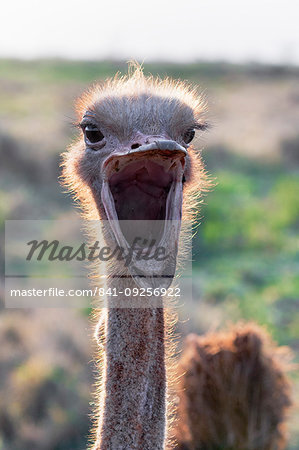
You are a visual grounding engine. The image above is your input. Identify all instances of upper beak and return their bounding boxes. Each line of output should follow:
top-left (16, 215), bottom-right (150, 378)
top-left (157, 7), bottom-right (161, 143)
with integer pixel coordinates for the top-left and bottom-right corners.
top-left (132, 139), bottom-right (187, 155)
top-left (103, 139), bottom-right (187, 171)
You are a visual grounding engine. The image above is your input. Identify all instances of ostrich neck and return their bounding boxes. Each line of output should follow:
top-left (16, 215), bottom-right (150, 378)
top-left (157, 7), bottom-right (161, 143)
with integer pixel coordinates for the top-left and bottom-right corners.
top-left (95, 271), bottom-right (167, 450)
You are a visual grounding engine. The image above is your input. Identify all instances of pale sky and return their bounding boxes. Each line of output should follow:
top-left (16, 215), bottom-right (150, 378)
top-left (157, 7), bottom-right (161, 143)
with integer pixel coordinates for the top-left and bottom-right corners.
top-left (1, 0), bottom-right (299, 64)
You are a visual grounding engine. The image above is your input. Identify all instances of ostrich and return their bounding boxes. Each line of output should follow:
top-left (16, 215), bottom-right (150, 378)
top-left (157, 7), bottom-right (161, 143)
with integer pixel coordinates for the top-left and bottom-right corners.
top-left (62, 64), bottom-right (209, 449)
top-left (174, 323), bottom-right (293, 450)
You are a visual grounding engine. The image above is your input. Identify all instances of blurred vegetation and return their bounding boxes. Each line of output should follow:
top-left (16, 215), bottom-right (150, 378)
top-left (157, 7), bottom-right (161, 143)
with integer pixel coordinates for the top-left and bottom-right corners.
top-left (193, 147), bottom-right (299, 345)
top-left (0, 60), bottom-right (298, 449)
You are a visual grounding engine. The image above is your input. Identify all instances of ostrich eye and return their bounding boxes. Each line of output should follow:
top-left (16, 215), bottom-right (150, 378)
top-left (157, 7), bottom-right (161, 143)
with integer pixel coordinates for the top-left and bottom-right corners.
top-left (84, 124), bottom-right (104, 144)
top-left (183, 129), bottom-right (195, 144)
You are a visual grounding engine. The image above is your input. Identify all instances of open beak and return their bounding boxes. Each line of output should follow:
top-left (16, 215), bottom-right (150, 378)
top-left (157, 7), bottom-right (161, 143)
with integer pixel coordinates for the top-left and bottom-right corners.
top-left (101, 140), bottom-right (187, 289)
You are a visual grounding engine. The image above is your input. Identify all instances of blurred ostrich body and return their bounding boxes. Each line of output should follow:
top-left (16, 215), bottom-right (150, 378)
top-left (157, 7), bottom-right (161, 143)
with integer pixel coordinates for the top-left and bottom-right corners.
top-left (62, 66), bottom-right (208, 449)
top-left (175, 323), bottom-right (292, 450)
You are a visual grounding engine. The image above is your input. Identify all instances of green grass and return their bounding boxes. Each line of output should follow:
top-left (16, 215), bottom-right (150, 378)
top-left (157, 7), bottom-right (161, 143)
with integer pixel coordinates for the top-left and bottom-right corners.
top-left (1, 58), bottom-right (299, 85)
top-left (192, 148), bottom-right (299, 349)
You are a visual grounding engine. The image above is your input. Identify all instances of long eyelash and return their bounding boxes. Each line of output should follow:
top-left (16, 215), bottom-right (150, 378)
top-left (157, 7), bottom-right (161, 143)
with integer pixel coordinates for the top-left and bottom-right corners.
top-left (194, 121), bottom-right (211, 131)
top-left (63, 115), bottom-right (82, 130)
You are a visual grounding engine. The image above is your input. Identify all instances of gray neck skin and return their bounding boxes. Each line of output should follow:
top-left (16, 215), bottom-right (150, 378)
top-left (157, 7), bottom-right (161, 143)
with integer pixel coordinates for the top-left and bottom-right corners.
top-left (94, 274), bottom-right (167, 450)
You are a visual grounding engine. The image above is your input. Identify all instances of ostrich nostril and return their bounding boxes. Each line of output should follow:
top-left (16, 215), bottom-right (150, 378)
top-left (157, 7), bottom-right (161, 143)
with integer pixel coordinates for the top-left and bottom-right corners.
top-left (131, 143), bottom-right (141, 149)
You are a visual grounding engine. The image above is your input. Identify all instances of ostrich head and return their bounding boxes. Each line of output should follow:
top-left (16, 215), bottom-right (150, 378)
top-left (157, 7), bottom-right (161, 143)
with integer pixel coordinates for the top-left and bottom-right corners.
top-left (62, 65), bottom-right (208, 289)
